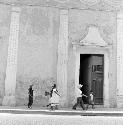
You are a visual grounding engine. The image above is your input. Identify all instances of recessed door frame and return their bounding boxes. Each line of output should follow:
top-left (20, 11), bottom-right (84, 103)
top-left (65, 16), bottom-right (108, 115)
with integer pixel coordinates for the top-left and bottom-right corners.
top-left (74, 46), bottom-right (110, 107)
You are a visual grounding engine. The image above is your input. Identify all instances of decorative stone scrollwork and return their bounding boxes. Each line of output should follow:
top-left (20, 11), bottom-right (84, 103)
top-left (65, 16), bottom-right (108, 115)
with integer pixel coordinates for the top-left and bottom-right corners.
top-left (50, 0), bottom-right (122, 10)
top-left (99, 25), bottom-right (114, 45)
top-left (79, 0), bottom-right (100, 6)
top-left (72, 24), bottom-right (113, 47)
top-left (70, 25), bottom-right (88, 44)
top-left (53, 0), bottom-right (70, 3)
top-left (104, 0), bottom-right (122, 8)
top-left (72, 25), bottom-right (111, 47)
top-left (80, 25), bottom-right (108, 46)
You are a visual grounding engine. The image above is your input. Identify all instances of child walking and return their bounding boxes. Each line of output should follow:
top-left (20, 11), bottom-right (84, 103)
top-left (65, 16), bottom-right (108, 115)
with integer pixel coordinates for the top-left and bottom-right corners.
top-left (86, 90), bottom-right (95, 109)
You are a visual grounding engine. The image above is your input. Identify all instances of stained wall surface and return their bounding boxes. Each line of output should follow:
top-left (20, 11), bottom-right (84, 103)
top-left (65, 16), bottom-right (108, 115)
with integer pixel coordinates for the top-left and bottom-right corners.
top-left (16, 7), bottom-right (59, 106)
top-left (0, 1), bottom-right (117, 107)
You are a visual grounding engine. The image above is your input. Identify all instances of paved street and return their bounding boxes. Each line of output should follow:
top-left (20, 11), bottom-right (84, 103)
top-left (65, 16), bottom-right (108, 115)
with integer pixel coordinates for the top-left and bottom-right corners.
top-left (0, 106), bottom-right (123, 124)
top-left (0, 113), bottom-right (123, 125)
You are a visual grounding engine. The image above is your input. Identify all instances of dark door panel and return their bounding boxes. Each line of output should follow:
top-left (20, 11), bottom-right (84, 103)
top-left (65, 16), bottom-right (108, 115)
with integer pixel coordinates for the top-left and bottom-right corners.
top-left (91, 67), bottom-right (103, 104)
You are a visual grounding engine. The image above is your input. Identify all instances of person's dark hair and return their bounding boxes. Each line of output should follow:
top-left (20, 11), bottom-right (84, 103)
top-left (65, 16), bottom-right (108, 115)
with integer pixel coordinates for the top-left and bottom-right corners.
top-left (50, 84), bottom-right (56, 97)
top-left (30, 84), bottom-right (33, 87)
top-left (52, 84), bottom-right (56, 89)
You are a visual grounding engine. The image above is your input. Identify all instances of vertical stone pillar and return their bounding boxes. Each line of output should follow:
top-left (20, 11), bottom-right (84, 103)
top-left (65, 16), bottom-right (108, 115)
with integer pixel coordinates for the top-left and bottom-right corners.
top-left (117, 12), bottom-right (123, 107)
top-left (104, 52), bottom-right (110, 107)
top-left (57, 9), bottom-right (68, 107)
top-left (2, 7), bottom-right (20, 106)
top-left (74, 48), bottom-right (80, 102)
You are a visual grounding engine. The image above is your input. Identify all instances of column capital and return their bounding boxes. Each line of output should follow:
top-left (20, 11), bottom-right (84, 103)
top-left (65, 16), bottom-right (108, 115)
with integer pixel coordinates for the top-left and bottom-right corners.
top-left (60, 9), bottom-right (68, 15)
top-left (11, 6), bottom-right (21, 13)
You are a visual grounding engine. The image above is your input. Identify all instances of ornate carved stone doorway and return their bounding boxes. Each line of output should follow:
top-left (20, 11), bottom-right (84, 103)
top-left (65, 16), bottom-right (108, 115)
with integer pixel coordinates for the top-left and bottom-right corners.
top-left (72, 25), bottom-right (111, 107)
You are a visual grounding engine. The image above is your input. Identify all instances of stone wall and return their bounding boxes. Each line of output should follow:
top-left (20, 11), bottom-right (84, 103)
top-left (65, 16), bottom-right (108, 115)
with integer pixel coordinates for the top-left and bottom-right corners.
top-left (16, 7), bottom-right (59, 106)
top-left (0, 3), bottom-right (117, 107)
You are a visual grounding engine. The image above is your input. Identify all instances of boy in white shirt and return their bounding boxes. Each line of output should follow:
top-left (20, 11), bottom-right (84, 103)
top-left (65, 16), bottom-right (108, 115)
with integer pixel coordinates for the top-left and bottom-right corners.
top-left (72, 84), bottom-right (87, 110)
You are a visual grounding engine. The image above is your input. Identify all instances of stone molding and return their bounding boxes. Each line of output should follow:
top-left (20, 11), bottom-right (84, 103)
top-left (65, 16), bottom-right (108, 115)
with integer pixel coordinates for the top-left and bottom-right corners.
top-left (0, 0), bottom-right (122, 11)
top-left (72, 46), bottom-right (110, 107)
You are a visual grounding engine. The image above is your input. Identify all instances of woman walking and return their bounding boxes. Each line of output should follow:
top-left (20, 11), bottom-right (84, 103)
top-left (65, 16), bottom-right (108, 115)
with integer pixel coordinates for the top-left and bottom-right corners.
top-left (50, 84), bottom-right (60, 110)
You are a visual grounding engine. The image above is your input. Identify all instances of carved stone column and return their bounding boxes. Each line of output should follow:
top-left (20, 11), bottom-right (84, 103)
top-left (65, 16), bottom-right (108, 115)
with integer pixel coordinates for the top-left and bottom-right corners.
top-left (2, 7), bottom-right (20, 106)
top-left (117, 12), bottom-right (123, 107)
top-left (73, 47), bottom-right (80, 103)
top-left (57, 9), bottom-right (68, 107)
top-left (103, 52), bottom-right (110, 107)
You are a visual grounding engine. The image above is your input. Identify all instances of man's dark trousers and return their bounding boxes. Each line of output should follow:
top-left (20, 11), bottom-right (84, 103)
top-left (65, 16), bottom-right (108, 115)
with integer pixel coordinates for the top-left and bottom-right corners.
top-left (73, 97), bottom-right (85, 110)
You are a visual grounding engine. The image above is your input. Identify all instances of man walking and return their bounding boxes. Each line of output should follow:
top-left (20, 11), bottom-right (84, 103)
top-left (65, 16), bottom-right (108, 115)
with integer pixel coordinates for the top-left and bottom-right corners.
top-left (28, 84), bottom-right (34, 109)
top-left (72, 84), bottom-right (87, 110)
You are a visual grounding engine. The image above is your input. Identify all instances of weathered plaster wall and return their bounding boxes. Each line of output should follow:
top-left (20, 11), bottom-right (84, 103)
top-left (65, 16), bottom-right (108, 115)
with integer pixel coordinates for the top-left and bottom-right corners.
top-left (16, 7), bottom-right (59, 106)
top-left (0, 5), bottom-right (11, 105)
top-left (68, 9), bottom-right (117, 107)
top-left (0, 3), bottom-right (117, 107)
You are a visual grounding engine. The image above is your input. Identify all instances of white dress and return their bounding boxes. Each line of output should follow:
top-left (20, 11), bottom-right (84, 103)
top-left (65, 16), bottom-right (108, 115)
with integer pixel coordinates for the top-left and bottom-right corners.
top-left (50, 88), bottom-right (60, 106)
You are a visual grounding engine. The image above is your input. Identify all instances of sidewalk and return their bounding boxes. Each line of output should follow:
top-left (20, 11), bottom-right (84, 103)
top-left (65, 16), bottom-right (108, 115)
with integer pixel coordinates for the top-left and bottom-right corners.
top-left (0, 106), bottom-right (123, 116)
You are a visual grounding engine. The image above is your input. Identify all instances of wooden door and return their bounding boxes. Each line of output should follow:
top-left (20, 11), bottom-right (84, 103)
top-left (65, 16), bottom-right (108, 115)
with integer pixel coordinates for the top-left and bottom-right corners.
top-left (91, 65), bottom-right (103, 104)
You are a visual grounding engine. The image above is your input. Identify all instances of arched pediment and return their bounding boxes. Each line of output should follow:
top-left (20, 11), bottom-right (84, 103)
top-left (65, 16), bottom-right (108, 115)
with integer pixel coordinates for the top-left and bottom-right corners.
top-left (79, 25), bottom-right (108, 47)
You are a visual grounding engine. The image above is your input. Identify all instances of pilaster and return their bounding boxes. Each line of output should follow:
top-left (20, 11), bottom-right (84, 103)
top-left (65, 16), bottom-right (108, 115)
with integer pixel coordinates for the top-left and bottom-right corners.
top-left (103, 52), bottom-right (110, 107)
top-left (57, 9), bottom-right (68, 107)
top-left (2, 6), bottom-right (20, 106)
top-left (117, 11), bottom-right (123, 107)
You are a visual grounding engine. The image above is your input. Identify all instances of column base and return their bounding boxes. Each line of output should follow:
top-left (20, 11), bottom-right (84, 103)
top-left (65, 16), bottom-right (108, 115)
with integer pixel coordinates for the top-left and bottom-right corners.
top-left (103, 98), bottom-right (110, 108)
top-left (2, 95), bottom-right (16, 106)
top-left (59, 98), bottom-right (68, 107)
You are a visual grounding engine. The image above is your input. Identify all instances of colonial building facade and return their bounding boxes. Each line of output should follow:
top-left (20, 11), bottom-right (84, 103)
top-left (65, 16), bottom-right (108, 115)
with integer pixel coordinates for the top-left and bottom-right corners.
top-left (0, 0), bottom-right (123, 108)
